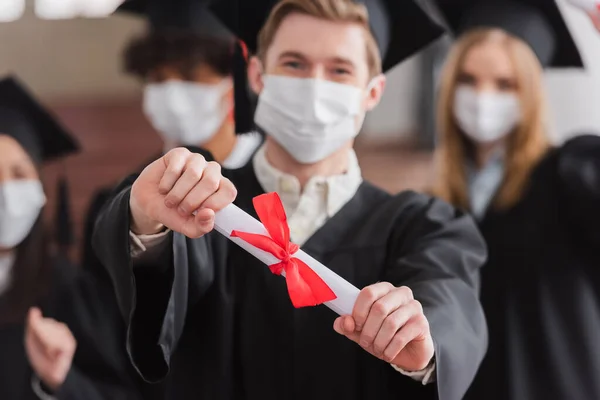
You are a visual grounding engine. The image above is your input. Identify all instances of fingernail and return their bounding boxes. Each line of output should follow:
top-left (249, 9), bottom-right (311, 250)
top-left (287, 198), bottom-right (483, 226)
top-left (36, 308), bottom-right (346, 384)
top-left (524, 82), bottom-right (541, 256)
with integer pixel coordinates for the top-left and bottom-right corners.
top-left (178, 207), bottom-right (187, 216)
top-left (333, 319), bottom-right (342, 334)
top-left (355, 324), bottom-right (363, 332)
top-left (360, 340), bottom-right (369, 348)
top-left (165, 199), bottom-right (174, 208)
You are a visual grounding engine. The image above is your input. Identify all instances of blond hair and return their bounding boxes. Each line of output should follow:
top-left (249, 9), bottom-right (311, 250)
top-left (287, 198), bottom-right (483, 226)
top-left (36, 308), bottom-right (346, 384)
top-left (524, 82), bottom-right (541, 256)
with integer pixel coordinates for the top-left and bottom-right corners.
top-left (256, 0), bottom-right (382, 78)
top-left (432, 28), bottom-right (550, 211)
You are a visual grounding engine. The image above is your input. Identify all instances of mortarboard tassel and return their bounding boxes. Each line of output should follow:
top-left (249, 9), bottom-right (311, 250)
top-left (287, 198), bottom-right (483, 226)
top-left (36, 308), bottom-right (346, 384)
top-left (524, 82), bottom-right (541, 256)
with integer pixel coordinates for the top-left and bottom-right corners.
top-left (55, 173), bottom-right (74, 258)
top-left (232, 40), bottom-right (256, 134)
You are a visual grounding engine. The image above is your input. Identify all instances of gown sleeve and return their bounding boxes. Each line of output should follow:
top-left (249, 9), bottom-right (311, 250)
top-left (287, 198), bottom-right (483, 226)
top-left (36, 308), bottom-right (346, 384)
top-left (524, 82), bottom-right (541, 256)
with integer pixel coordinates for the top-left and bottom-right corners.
top-left (556, 134), bottom-right (600, 248)
top-left (81, 187), bottom-right (114, 271)
top-left (384, 191), bottom-right (488, 400)
top-left (91, 175), bottom-right (216, 383)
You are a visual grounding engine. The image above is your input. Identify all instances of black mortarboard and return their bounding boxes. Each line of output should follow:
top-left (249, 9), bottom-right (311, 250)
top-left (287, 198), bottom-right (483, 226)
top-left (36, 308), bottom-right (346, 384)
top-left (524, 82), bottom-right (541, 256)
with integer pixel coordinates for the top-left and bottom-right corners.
top-left (117, 0), bottom-right (255, 133)
top-left (0, 76), bottom-right (79, 251)
top-left (208, 0), bottom-right (446, 72)
top-left (117, 0), bottom-right (233, 38)
top-left (435, 0), bottom-right (584, 68)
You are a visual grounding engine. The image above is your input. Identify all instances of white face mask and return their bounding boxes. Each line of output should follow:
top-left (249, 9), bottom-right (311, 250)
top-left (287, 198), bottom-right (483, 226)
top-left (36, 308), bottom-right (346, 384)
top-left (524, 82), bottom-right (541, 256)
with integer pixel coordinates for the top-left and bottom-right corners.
top-left (143, 79), bottom-right (232, 146)
top-left (254, 75), bottom-right (367, 164)
top-left (0, 180), bottom-right (46, 249)
top-left (453, 85), bottom-right (521, 144)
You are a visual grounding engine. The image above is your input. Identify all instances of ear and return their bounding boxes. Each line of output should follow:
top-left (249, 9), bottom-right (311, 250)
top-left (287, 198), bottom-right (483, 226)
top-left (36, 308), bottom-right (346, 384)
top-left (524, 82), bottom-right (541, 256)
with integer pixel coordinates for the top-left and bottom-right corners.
top-left (247, 56), bottom-right (265, 96)
top-left (364, 74), bottom-right (386, 112)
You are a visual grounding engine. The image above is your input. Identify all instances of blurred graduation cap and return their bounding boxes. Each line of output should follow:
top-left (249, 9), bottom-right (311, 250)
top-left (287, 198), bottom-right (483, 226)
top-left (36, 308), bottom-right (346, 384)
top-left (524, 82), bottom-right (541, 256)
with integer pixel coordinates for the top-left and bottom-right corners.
top-left (0, 76), bottom-right (80, 252)
top-left (208, 0), bottom-right (446, 72)
top-left (434, 0), bottom-right (584, 68)
top-left (116, 0), bottom-right (255, 133)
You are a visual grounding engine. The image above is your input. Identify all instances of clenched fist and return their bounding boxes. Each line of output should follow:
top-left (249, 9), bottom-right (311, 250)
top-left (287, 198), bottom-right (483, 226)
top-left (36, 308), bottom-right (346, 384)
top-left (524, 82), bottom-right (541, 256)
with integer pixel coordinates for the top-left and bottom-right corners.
top-left (25, 308), bottom-right (76, 392)
top-left (333, 283), bottom-right (434, 372)
top-left (130, 148), bottom-right (237, 237)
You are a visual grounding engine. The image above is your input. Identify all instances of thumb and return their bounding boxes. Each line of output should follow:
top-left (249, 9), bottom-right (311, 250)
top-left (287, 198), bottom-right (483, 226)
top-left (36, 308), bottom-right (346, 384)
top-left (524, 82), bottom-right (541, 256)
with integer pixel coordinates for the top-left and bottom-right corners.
top-left (27, 307), bottom-right (43, 329)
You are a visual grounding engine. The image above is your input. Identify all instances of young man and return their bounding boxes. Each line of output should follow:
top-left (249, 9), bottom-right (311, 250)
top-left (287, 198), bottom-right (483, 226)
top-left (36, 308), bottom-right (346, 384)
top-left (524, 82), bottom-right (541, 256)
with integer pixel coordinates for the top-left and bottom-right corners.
top-left (82, 0), bottom-right (261, 275)
top-left (93, 1), bottom-right (488, 399)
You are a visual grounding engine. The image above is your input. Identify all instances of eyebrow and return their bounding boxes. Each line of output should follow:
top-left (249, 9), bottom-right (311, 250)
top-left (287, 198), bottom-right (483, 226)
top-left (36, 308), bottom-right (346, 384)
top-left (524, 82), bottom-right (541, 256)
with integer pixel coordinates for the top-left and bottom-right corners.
top-left (278, 51), bottom-right (308, 61)
top-left (330, 56), bottom-right (356, 69)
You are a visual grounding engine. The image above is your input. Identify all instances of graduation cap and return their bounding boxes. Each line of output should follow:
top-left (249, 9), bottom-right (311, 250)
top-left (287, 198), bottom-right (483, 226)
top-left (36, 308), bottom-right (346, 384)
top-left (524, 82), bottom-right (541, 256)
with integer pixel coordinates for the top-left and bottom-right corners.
top-left (208, 0), bottom-right (446, 72)
top-left (434, 0), bottom-right (584, 68)
top-left (0, 76), bottom-right (80, 252)
top-left (116, 0), bottom-right (255, 133)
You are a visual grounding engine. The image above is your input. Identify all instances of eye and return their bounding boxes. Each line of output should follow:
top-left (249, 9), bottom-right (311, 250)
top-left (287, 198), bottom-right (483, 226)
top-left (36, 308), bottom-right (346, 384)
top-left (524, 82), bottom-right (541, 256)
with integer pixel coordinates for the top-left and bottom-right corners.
top-left (283, 61), bottom-right (303, 70)
top-left (457, 73), bottom-right (476, 86)
top-left (332, 68), bottom-right (351, 75)
top-left (496, 78), bottom-right (517, 91)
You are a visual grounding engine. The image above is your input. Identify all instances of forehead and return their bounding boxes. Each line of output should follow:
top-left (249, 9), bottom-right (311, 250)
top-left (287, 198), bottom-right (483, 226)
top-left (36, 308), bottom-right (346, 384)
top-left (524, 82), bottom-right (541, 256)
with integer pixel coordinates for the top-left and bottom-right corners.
top-left (461, 39), bottom-right (515, 78)
top-left (0, 135), bottom-right (32, 162)
top-left (268, 12), bottom-right (368, 65)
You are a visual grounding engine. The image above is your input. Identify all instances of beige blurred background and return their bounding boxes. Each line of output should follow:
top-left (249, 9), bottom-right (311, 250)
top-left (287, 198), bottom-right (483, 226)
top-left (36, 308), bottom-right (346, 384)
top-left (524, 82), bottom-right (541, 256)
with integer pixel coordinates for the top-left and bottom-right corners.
top-left (0, 1), bottom-right (598, 258)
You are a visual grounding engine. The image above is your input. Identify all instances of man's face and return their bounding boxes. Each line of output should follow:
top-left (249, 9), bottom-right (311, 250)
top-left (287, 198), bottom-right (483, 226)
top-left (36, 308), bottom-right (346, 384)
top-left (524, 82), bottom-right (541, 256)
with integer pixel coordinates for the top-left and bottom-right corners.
top-left (248, 12), bottom-right (385, 112)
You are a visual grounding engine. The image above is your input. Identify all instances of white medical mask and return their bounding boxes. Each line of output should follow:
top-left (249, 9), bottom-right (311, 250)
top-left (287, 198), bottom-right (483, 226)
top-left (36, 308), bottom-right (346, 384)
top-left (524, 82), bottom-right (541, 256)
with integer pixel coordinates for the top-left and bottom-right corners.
top-left (254, 75), bottom-right (367, 164)
top-left (453, 85), bottom-right (521, 144)
top-left (143, 79), bottom-right (232, 146)
top-left (0, 180), bottom-right (46, 249)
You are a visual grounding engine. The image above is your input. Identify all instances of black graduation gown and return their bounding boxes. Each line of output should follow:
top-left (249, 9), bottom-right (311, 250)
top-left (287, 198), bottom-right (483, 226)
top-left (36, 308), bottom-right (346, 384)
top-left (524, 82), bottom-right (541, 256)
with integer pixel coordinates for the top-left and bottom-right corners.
top-left (41, 268), bottom-right (150, 400)
top-left (0, 256), bottom-right (149, 400)
top-left (92, 161), bottom-right (489, 400)
top-left (0, 257), bottom-right (75, 400)
top-left (464, 134), bottom-right (600, 400)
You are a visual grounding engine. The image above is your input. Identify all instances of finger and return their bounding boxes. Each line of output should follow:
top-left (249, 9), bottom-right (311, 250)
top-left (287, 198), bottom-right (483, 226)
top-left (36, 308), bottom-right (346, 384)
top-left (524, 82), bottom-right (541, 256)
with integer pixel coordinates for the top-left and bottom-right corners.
top-left (159, 148), bottom-right (191, 197)
top-left (352, 282), bottom-right (395, 332)
top-left (180, 209), bottom-right (216, 239)
top-left (201, 177), bottom-right (237, 212)
top-left (383, 314), bottom-right (430, 363)
top-left (27, 307), bottom-right (43, 331)
top-left (30, 320), bottom-right (72, 359)
top-left (179, 162), bottom-right (221, 215)
top-left (164, 154), bottom-right (207, 211)
top-left (358, 288), bottom-right (413, 349)
top-left (333, 316), bottom-right (359, 340)
top-left (373, 300), bottom-right (422, 356)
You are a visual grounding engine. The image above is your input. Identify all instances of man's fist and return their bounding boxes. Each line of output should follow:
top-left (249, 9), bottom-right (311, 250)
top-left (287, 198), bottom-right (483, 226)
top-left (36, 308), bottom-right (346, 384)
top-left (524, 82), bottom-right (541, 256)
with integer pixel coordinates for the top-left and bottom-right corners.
top-left (333, 283), bottom-right (434, 372)
top-left (130, 148), bottom-right (237, 237)
top-left (24, 308), bottom-right (76, 392)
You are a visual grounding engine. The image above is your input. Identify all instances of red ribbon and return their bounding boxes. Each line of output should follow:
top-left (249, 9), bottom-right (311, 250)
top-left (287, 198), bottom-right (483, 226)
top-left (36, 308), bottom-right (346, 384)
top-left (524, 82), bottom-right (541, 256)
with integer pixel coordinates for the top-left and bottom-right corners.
top-left (230, 192), bottom-right (337, 308)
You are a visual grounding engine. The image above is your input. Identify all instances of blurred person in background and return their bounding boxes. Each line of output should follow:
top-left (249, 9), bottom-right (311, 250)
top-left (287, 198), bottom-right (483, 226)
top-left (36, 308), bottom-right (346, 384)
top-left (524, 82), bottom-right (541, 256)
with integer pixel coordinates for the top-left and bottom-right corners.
top-left (0, 76), bottom-right (141, 400)
top-left (432, 1), bottom-right (600, 399)
top-left (0, 75), bottom-right (80, 400)
top-left (82, 0), bottom-right (261, 278)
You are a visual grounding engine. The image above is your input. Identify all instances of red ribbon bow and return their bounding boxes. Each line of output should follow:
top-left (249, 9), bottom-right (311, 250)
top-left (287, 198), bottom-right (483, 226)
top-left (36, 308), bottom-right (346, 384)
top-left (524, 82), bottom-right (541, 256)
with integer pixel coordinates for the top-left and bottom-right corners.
top-left (230, 192), bottom-right (337, 308)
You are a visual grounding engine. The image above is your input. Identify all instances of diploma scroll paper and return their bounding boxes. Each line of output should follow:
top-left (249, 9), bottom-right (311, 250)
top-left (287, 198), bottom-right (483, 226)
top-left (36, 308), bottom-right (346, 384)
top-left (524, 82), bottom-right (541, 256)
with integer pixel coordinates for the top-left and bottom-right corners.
top-left (214, 203), bottom-right (359, 316)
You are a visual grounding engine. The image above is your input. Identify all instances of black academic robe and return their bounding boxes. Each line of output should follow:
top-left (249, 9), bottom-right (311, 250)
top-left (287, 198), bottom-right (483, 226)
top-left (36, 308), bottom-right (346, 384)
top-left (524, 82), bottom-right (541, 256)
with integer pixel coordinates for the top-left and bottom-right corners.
top-left (464, 134), bottom-right (600, 400)
top-left (0, 256), bottom-right (75, 400)
top-left (0, 255), bottom-right (149, 400)
top-left (92, 161), bottom-right (489, 400)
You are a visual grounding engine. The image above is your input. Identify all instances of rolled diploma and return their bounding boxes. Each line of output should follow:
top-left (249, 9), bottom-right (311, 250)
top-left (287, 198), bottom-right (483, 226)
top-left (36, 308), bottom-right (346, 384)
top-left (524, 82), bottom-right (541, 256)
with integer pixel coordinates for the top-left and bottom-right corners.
top-left (213, 203), bottom-right (360, 316)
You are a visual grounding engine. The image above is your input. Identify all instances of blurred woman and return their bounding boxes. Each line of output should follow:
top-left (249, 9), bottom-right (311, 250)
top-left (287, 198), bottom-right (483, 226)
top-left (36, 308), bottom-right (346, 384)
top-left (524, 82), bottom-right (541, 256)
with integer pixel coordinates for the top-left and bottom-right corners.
top-left (432, 2), bottom-right (600, 399)
top-left (0, 76), bottom-right (79, 399)
top-left (0, 76), bottom-right (140, 400)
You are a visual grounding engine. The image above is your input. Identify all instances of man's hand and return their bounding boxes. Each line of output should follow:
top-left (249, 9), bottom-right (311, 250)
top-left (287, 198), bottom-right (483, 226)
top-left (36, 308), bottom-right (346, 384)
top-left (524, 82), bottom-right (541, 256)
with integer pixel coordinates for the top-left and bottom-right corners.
top-left (130, 148), bottom-right (237, 237)
top-left (24, 308), bottom-right (76, 392)
top-left (333, 283), bottom-right (434, 371)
